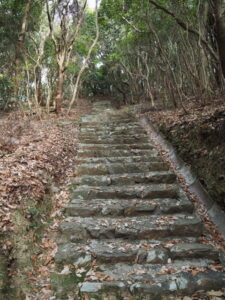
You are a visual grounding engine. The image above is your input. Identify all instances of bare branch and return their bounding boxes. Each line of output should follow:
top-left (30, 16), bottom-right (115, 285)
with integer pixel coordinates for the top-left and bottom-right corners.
top-left (122, 16), bottom-right (144, 33)
top-left (46, 0), bottom-right (58, 50)
top-left (68, 0), bottom-right (99, 113)
top-left (148, 0), bottom-right (219, 62)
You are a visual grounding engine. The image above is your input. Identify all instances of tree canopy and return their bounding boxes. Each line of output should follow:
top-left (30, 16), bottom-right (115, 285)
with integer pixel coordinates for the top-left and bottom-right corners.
top-left (0, 0), bottom-right (224, 112)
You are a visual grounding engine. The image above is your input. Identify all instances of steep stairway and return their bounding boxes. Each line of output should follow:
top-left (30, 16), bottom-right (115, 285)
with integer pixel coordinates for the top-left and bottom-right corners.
top-left (53, 101), bottom-right (225, 300)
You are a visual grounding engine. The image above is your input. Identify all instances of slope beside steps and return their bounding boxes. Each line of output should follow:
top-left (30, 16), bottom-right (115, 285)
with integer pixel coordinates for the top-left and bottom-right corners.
top-left (53, 101), bottom-right (225, 300)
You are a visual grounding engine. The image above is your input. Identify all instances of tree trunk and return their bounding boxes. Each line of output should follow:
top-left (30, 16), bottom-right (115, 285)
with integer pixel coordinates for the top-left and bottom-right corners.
top-left (68, 0), bottom-right (99, 114)
top-left (55, 68), bottom-right (64, 114)
top-left (214, 0), bottom-right (225, 78)
top-left (35, 66), bottom-right (43, 105)
top-left (198, 1), bottom-right (210, 93)
top-left (14, 0), bottom-right (31, 97)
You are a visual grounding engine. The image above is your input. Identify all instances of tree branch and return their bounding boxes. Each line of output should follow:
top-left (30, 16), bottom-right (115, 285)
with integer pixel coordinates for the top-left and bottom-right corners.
top-left (122, 16), bottom-right (144, 33)
top-left (148, 0), bottom-right (219, 62)
top-left (68, 0), bottom-right (99, 113)
top-left (46, 0), bottom-right (58, 51)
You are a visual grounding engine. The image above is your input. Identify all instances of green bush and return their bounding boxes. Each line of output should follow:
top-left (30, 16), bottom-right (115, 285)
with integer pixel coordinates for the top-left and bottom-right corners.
top-left (0, 76), bottom-right (13, 109)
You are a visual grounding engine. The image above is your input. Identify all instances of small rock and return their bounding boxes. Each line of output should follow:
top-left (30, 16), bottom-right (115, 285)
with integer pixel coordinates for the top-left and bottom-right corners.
top-left (207, 290), bottom-right (224, 297)
top-left (219, 251), bottom-right (225, 266)
top-left (146, 248), bottom-right (169, 264)
top-left (136, 250), bottom-right (147, 263)
top-left (176, 276), bottom-right (189, 291)
top-left (74, 255), bottom-right (92, 267)
top-left (80, 282), bottom-right (102, 293)
top-left (168, 280), bottom-right (177, 291)
top-left (167, 258), bottom-right (172, 264)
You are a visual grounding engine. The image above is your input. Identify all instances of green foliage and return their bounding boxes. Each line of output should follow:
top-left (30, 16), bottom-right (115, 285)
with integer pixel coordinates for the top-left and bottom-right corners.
top-left (0, 0), bottom-right (220, 108)
top-left (90, 0), bottom-right (220, 105)
top-left (0, 76), bottom-right (13, 108)
top-left (82, 63), bottom-right (112, 96)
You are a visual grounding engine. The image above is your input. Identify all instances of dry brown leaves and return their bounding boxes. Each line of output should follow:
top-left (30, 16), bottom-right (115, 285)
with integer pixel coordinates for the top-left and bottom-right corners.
top-left (0, 99), bottom-right (92, 298)
top-left (144, 99), bottom-right (225, 131)
top-left (0, 99), bottom-right (91, 231)
top-left (139, 101), bottom-right (225, 252)
top-left (0, 117), bottom-right (75, 232)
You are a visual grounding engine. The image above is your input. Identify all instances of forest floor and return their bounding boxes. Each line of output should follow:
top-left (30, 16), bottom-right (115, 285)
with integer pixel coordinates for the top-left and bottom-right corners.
top-left (0, 97), bottom-right (225, 299)
top-left (0, 99), bottom-right (91, 299)
top-left (142, 98), bottom-right (225, 213)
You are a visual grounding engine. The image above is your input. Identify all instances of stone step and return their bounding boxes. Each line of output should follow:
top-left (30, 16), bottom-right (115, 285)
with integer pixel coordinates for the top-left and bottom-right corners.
top-left (80, 124), bottom-right (142, 132)
top-left (72, 171), bottom-right (176, 186)
top-left (55, 240), bottom-right (218, 265)
top-left (81, 117), bottom-right (135, 123)
top-left (79, 136), bottom-right (149, 144)
top-left (77, 268), bottom-right (225, 299)
top-left (80, 127), bottom-right (145, 135)
top-left (92, 100), bottom-right (112, 106)
top-left (76, 162), bottom-right (169, 176)
top-left (65, 198), bottom-right (193, 217)
top-left (79, 133), bottom-right (148, 139)
top-left (53, 102), bottom-right (225, 299)
top-left (60, 215), bottom-right (203, 242)
top-left (77, 149), bottom-right (159, 158)
top-left (80, 120), bottom-right (140, 127)
top-left (76, 155), bottom-right (161, 164)
top-left (92, 102), bottom-right (112, 106)
top-left (90, 103), bottom-right (116, 107)
top-left (72, 184), bottom-right (179, 200)
top-left (79, 143), bottom-right (154, 150)
top-left (81, 112), bottom-right (133, 119)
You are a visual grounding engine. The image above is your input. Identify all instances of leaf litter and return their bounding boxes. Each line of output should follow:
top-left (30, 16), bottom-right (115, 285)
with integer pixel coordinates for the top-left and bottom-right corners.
top-left (0, 99), bottom-right (92, 299)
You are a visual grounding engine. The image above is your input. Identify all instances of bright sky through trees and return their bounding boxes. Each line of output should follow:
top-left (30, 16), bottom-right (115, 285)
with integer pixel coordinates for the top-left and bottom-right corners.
top-left (87, 0), bottom-right (100, 11)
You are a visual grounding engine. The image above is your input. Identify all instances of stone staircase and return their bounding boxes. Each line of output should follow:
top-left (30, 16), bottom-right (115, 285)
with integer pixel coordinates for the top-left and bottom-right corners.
top-left (53, 101), bottom-right (225, 299)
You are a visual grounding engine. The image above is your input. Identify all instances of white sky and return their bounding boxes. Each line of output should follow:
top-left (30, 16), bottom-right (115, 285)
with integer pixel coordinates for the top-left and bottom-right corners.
top-left (87, 0), bottom-right (101, 10)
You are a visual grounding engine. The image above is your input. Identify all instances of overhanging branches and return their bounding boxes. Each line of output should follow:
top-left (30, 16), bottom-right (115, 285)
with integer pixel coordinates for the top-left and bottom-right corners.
top-left (148, 0), bottom-right (219, 63)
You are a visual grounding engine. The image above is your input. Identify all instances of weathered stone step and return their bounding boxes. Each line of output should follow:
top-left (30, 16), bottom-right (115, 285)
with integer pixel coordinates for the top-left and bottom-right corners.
top-left (77, 149), bottom-right (158, 158)
top-left (80, 120), bottom-right (140, 127)
top-left (78, 268), bottom-right (225, 299)
top-left (76, 162), bottom-right (169, 176)
top-left (81, 112), bottom-right (133, 118)
top-left (72, 184), bottom-right (178, 200)
top-left (80, 127), bottom-right (145, 135)
top-left (65, 198), bottom-right (193, 217)
top-left (79, 133), bottom-right (147, 139)
top-left (80, 124), bottom-right (142, 132)
top-left (76, 155), bottom-right (161, 164)
top-left (53, 101), bottom-right (225, 300)
top-left (72, 171), bottom-right (176, 186)
top-left (92, 100), bottom-right (112, 107)
top-left (81, 116), bottom-right (135, 123)
top-left (87, 260), bottom-right (222, 284)
top-left (55, 240), bottom-right (218, 265)
top-left (60, 215), bottom-right (203, 242)
top-left (79, 143), bottom-right (154, 150)
top-left (79, 136), bottom-right (149, 144)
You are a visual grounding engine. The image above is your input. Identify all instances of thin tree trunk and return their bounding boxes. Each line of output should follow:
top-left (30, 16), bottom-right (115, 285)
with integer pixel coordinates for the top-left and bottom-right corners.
top-left (68, 0), bottom-right (99, 113)
top-left (46, 76), bottom-right (53, 113)
top-left (148, 0), bottom-right (219, 63)
top-left (55, 68), bottom-right (64, 114)
top-left (214, 0), bottom-right (225, 78)
top-left (197, 0), bottom-right (211, 93)
top-left (14, 0), bottom-right (31, 97)
top-left (35, 66), bottom-right (43, 105)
